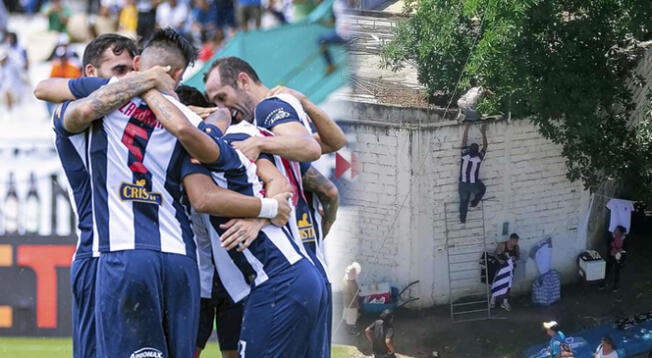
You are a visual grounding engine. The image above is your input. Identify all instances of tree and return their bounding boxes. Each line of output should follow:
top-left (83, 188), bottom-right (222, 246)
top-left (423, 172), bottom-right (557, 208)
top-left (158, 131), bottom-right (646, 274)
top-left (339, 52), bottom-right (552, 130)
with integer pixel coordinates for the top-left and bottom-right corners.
top-left (381, 0), bottom-right (652, 200)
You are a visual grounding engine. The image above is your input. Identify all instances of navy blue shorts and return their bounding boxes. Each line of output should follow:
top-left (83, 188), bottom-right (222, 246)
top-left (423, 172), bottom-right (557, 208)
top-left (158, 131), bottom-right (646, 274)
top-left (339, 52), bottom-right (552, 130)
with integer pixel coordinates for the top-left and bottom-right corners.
top-left (305, 256), bottom-right (331, 358)
top-left (71, 257), bottom-right (98, 358)
top-left (197, 294), bottom-right (244, 351)
top-left (95, 250), bottom-right (200, 358)
top-left (238, 259), bottom-right (324, 358)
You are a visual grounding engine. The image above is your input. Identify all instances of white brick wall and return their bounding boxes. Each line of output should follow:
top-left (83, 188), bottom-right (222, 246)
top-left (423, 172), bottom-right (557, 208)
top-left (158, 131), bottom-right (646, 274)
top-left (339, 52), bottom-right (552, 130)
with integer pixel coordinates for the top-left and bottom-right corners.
top-left (325, 102), bottom-right (592, 307)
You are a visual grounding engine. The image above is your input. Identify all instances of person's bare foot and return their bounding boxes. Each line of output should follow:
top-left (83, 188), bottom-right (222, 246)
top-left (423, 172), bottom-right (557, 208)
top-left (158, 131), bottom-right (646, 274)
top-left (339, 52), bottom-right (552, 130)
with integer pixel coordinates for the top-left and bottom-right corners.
top-left (326, 64), bottom-right (337, 75)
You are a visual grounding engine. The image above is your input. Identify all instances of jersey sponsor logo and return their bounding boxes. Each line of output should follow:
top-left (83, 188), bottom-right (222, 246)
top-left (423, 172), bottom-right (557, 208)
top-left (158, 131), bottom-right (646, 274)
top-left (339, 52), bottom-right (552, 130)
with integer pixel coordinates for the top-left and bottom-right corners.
top-left (119, 179), bottom-right (163, 205)
top-left (298, 213), bottom-right (316, 243)
top-left (130, 347), bottom-right (163, 358)
top-left (264, 107), bottom-right (290, 127)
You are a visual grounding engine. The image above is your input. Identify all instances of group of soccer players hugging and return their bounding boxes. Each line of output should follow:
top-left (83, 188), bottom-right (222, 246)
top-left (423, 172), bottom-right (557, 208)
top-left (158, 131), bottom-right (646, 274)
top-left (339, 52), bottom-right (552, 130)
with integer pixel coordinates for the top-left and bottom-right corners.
top-left (34, 28), bottom-right (346, 358)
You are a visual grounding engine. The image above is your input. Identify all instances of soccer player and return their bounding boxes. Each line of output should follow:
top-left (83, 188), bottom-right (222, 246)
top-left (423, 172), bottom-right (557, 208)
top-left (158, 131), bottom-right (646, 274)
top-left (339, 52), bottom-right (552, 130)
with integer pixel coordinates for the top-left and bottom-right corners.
top-left (55, 29), bottom-right (291, 358)
top-left (48, 34), bottom-right (138, 358)
top-left (154, 98), bottom-right (324, 357)
top-left (204, 57), bottom-right (347, 357)
top-left (176, 85), bottom-right (247, 358)
top-left (35, 33), bottom-right (138, 103)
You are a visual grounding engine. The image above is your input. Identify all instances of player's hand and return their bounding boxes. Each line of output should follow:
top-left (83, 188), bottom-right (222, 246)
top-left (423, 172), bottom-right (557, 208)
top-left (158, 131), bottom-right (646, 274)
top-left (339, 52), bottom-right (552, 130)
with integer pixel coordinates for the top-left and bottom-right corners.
top-left (232, 137), bottom-right (262, 161)
top-left (219, 218), bottom-right (266, 251)
top-left (147, 65), bottom-right (176, 97)
top-left (189, 105), bottom-right (219, 119)
top-left (271, 192), bottom-right (292, 227)
top-left (204, 108), bottom-right (232, 127)
top-left (268, 85), bottom-right (308, 105)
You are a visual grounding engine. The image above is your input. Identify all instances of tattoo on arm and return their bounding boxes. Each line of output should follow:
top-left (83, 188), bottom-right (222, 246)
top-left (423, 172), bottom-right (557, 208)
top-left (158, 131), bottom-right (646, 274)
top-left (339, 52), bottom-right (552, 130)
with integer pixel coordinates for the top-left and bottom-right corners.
top-left (303, 167), bottom-right (339, 224)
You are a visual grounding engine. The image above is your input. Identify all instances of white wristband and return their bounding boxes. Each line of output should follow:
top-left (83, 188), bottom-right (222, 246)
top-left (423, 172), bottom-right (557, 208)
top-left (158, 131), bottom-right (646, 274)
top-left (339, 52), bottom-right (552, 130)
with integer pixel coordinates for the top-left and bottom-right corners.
top-left (258, 198), bottom-right (278, 219)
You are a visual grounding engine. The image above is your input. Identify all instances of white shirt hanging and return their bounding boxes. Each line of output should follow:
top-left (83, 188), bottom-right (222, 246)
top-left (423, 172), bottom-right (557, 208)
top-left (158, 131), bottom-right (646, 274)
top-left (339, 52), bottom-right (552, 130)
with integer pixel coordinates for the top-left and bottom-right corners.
top-left (606, 198), bottom-right (634, 233)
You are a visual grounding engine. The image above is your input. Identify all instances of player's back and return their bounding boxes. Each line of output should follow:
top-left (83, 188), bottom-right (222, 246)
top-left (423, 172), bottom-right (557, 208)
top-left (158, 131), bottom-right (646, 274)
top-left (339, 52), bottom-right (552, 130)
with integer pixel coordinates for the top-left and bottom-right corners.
top-left (203, 122), bottom-right (305, 281)
top-left (86, 94), bottom-right (201, 259)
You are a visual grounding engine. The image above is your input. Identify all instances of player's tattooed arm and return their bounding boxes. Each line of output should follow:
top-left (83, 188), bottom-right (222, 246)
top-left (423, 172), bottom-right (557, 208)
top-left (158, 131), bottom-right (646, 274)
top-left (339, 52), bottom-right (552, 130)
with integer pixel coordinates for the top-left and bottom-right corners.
top-left (269, 86), bottom-right (347, 153)
top-left (141, 90), bottom-right (221, 163)
top-left (33, 78), bottom-right (75, 103)
top-left (233, 121), bottom-right (321, 162)
top-left (302, 166), bottom-right (339, 237)
top-left (62, 66), bottom-right (175, 133)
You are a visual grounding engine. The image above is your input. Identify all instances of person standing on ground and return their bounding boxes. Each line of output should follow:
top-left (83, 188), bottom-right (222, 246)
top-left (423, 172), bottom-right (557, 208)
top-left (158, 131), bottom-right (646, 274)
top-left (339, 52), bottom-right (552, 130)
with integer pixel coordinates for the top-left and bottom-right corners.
top-left (458, 122), bottom-right (487, 223)
top-left (594, 336), bottom-right (618, 358)
top-left (365, 309), bottom-right (396, 358)
top-left (600, 225), bottom-right (628, 292)
top-left (342, 261), bottom-right (361, 334)
top-left (491, 233), bottom-right (520, 311)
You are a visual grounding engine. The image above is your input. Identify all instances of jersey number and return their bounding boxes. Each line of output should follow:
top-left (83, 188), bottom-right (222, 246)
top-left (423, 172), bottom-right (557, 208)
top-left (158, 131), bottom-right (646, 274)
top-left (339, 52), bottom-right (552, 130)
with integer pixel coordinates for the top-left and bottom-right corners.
top-left (121, 122), bottom-right (149, 174)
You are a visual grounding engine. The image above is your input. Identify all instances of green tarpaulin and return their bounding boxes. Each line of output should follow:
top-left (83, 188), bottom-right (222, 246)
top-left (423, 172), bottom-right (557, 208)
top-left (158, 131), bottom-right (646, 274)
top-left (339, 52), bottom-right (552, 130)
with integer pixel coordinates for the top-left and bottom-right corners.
top-left (183, 0), bottom-right (348, 104)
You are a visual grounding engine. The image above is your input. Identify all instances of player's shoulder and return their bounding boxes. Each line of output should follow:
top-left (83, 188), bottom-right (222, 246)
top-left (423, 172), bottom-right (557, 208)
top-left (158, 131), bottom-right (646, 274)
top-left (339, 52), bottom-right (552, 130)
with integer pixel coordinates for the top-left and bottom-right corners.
top-left (255, 95), bottom-right (304, 129)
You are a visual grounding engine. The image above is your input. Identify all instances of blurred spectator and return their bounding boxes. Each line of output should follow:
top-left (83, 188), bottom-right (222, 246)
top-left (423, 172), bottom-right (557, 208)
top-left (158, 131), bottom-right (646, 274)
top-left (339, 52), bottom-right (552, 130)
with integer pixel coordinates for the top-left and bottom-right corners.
top-left (119, 0), bottom-right (138, 33)
top-left (594, 336), bottom-right (618, 358)
top-left (137, 0), bottom-right (160, 41)
top-left (198, 28), bottom-right (224, 62)
top-left (237, 0), bottom-right (261, 31)
top-left (0, 33), bottom-right (28, 112)
top-left (102, 0), bottom-right (126, 15)
top-left (188, 0), bottom-right (217, 44)
top-left (156, 0), bottom-right (189, 31)
top-left (93, 5), bottom-right (118, 35)
top-left (5, 32), bottom-right (28, 71)
top-left (42, 0), bottom-right (72, 33)
top-left (46, 46), bottom-right (81, 114)
top-left (365, 309), bottom-right (396, 358)
top-left (317, 0), bottom-right (350, 75)
top-left (215, 0), bottom-right (236, 32)
top-left (266, 0), bottom-right (288, 25)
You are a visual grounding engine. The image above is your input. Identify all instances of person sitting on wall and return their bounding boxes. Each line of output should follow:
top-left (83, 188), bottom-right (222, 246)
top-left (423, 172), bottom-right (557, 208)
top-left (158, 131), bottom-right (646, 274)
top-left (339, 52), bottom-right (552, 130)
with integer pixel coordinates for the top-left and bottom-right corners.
top-left (456, 77), bottom-right (494, 122)
top-left (490, 233), bottom-right (520, 311)
top-left (458, 122), bottom-right (487, 223)
top-left (600, 225), bottom-right (628, 292)
top-left (365, 309), bottom-right (396, 358)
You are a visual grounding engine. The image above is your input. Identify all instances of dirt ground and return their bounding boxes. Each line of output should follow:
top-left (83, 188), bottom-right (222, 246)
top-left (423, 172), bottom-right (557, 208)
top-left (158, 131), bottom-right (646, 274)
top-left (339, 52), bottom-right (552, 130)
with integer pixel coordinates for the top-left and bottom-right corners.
top-left (333, 219), bottom-right (652, 358)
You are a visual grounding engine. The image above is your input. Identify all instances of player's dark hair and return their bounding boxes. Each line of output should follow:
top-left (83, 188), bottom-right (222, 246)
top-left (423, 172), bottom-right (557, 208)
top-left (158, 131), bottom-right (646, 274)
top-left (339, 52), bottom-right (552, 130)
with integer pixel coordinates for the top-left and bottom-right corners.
top-left (510, 233), bottom-right (519, 240)
top-left (176, 85), bottom-right (212, 107)
top-left (549, 324), bottom-right (560, 332)
top-left (470, 77), bottom-right (479, 87)
top-left (469, 143), bottom-right (479, 156)
top-left (82, 34), bottom-right (138, 75)
top-left (614, 225), bottom-right (626, 234)
top-left (143, 28), bottom-right (198, 68)
top-left (204, 56), bottom-right (261, 87)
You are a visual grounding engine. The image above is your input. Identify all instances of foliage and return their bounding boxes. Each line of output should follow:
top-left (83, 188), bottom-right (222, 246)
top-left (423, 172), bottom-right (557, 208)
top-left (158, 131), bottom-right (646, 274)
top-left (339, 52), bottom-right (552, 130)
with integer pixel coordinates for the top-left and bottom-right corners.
top-left (381, 0), bottom-right (652, 199)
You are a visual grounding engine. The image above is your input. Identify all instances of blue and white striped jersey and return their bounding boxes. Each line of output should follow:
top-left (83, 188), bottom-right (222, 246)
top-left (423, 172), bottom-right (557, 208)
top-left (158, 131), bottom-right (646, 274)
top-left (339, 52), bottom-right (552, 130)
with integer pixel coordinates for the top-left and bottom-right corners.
top-left (193, 210), bottom-right (250, 302)
top-left (197, 121), bottom-right (305, 286)
top-left (52, 107), bottom-right (96, 261)
top-left (298, 162), bottom-right (331, 283)
top-left (62, 77), bottom-right (207, 260)
top-left (252, 94), bottom-right (320, 261)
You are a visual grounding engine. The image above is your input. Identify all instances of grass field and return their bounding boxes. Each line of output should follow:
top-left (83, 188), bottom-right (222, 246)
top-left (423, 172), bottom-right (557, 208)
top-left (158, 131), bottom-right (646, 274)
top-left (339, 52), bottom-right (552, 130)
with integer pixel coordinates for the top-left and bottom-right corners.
top-left (0, 337), bottom-right (362, 358)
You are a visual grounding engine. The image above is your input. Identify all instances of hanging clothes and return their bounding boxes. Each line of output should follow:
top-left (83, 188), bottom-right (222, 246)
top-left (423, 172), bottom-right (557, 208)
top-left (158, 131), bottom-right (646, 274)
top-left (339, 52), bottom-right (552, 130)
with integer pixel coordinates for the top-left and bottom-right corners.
top-left (606, 198), bottom-right (635, 233)
top-left (490, 256), bottom-right (514, 299)
top-left (529, 237), bottom-right (552, 275)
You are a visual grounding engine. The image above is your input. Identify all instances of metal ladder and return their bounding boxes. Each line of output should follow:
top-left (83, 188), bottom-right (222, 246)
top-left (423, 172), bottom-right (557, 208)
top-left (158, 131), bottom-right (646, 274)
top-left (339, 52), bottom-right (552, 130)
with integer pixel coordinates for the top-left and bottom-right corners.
top-left (444, 199), bottom-right (500, 322)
